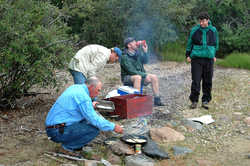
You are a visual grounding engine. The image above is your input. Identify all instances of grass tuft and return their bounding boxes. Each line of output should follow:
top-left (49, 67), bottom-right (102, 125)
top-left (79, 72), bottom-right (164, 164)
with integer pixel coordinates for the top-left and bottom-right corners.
top-left (159, 42), bottom-right (250, 70)
top-left (217, 52), bottom-right (250, 70)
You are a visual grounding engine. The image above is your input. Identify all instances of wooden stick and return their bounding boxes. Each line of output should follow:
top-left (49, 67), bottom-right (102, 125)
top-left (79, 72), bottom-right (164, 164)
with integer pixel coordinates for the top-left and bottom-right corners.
top-left (44, 153), bottom-right (66, 163)
top-left (45, 151), bottom-right (87, 161)
top-left (0, 115), bottom-right (9, 121)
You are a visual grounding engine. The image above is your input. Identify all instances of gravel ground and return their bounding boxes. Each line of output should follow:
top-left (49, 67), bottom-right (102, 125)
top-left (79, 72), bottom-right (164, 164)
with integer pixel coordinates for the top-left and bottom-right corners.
top-left (98, 61), bottom-right (250, 166)
top-left (0, 61), bottom-right (249, 166)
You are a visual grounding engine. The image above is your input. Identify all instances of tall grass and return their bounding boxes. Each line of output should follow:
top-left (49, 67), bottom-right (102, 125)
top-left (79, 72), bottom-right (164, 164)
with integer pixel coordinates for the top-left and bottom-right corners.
top-left (160, 42), bottom-right (250, 70)
top-left (217, 52), bottom-right (250, 70)
top-left (160, 42), bottom-right (186, 62)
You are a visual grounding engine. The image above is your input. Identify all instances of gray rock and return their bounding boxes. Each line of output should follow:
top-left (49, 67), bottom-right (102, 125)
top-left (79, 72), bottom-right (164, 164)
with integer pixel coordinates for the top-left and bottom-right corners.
top-left (182, 120), bottom-right (203, 131)
top-left (143, 138), bottom-right (169, 159)
top-left (218, 114), bottom-right (231, 123)
top-left (177, 125), bottom-right (188, 132)
top-left (84, 160), bottom-right (99, 166)
top-left (101, 159), bottom-right (112, 166)
top-left (233, 112), bottom-right (243, 115)
top-left (245, 136), bottom-right (250, 140)
top-left (170, 120), bottom-right (178, 127)
top-left (196, 159), bottom-right (214, 166)
top-left (172, 146), bottom-right (193, 156)
top-left (125, 154), bottom-right (155, 166)
top-left (106, 151), bottom-right (121, 165)
top-left (82, 146), bottom-right (94, 153)
top-left (244, 117), bottom-right (250, 126)
top-left (14, 161), bottom-right (33, 166)
top-left (233, 112), bottom-right (243, 121)
top-left (108, 140), bottom-right (134, 155)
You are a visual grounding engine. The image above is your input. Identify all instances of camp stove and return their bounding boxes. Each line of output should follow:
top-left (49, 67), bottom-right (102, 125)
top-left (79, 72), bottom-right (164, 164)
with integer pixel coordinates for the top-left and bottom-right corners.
top-left (96, 100), bottom-right (115, 112)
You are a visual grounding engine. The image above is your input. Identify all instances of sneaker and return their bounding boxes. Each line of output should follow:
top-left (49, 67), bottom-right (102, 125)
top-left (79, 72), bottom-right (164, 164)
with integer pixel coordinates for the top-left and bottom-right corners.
top-left (202, 101), bottom-right (209, 109)
top-left (154, 97), bottom-right (165, 106)
top-left (190, 102), bottom-right (197, 109)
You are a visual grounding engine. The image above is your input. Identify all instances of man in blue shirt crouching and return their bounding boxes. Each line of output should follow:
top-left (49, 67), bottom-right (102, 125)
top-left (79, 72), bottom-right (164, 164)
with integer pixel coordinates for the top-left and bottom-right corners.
top-left (45, 77), bottom-right (123, 156)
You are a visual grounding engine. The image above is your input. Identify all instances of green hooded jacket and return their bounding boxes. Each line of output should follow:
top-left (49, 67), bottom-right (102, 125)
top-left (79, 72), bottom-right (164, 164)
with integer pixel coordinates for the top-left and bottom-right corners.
top-left (120, 47), bottom-right (149, 82)
top-left (186, 21), bottom-right (219, 59)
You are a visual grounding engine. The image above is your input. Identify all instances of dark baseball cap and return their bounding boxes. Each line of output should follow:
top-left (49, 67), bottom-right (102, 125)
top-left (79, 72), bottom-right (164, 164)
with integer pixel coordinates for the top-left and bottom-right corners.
top-left (124, 37), bottom-right (135, 47)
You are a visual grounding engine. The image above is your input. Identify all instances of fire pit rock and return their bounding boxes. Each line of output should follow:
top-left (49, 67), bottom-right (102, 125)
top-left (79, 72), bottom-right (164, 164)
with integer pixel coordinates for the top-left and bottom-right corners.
top-left (125, 154), bottom-right (155, 166)
top-left (150, 126), bottom-right (185, 142)
top-left (142, 137), bottom-right (169, 159)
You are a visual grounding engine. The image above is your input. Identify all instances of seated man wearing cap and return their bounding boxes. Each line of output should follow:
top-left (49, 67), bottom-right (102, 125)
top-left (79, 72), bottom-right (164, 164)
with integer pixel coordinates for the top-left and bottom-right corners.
top-left (120, 37), bottom-right (165, 106)
top-left (69, 44), bottom-right (122, 84)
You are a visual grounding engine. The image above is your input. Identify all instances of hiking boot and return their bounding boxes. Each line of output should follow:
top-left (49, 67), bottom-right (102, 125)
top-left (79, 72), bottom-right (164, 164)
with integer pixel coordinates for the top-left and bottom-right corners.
top-left (57, 147), bottom-right (82, 158)
top-left (154, 97), bottom-right (165, 106)
top-left (190, 102), bottom-right (197, 109)
top-left (202, 101), bottom-right (209, 109)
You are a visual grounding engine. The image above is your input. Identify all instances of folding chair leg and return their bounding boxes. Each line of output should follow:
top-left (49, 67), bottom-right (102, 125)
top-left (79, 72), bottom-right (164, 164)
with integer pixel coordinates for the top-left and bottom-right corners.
top-left (140, 84), bottom-right (144, 94)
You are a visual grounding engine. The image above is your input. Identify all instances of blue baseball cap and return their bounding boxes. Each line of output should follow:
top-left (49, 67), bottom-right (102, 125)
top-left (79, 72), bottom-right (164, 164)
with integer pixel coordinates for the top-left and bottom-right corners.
top-left (113, 47), bottom-right (122, 61)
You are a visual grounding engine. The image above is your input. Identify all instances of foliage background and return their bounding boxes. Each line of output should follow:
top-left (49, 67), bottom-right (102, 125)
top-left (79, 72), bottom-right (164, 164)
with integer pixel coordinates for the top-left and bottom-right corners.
top-left (0, 0), bottom-right (249, 107)
top-left (0, 0), bottom-right (75, 107)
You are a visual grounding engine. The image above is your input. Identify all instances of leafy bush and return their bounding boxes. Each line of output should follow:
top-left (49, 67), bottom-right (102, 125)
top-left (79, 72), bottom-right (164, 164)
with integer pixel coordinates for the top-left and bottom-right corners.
top-left (0, 0), bottom-right (75, 108)
top-left (160, 42), bottom-right (186, 62)
top-left (59, 0), bottom-right (178, 49)
top-left (51, 0), bottom-right (250, 56)
top-left (80, 0), bottom-right (124, 48)
top-left (217, 53), bottom-right (250, 70)
top-left (205, 0), bottom-right (250, 55)
top-left (167, 0), bottom-right (250, 56)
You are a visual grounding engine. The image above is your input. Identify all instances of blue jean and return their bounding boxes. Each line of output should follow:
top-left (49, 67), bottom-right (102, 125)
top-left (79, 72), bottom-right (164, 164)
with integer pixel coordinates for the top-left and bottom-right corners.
top-left (69, 69), bottom-right (87, 84)
top-left (46, 120), bottom-right (100, 151)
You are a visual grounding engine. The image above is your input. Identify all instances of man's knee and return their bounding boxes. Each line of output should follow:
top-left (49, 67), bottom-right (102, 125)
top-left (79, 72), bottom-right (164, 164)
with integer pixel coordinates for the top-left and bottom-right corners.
top-left (146, 74), bottom-right (158, 82)
top-left (131, 75), bottom-right (142, 82)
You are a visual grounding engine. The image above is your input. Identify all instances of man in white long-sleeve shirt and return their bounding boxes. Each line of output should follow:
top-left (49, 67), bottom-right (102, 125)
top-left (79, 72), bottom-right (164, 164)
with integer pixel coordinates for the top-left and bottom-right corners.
top-left (69, 44), bottom-right (122, 84)
top-left (45, 77), bottom-right (123, 156)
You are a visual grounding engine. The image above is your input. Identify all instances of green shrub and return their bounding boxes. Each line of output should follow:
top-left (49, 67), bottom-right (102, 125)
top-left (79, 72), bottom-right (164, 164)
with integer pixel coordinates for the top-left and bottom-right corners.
top-left (167, 0), bottom-right (250, 56)
top-left (217, 53), bottom-right (250, 70)
top-left (61, 0), bottom-right (178, 49)
top-left (0, 0), bottom-right (75, 108)
top-left (160, 42), bottom-right (186, 62)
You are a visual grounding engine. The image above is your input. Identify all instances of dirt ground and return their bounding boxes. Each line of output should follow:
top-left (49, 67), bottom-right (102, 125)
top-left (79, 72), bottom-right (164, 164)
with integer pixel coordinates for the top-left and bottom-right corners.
top-left (0, 61), bottom-right (249, 166)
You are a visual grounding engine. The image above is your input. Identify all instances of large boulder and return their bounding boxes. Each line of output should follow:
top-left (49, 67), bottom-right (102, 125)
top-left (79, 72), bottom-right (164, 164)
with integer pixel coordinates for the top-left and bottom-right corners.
top-left (150, 126), bottom-right (185, 143)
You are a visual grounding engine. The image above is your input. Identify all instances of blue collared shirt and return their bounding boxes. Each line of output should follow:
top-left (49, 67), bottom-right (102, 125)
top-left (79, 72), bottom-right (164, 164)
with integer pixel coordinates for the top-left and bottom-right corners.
top-left (45, 84), bottom-right (115, 131)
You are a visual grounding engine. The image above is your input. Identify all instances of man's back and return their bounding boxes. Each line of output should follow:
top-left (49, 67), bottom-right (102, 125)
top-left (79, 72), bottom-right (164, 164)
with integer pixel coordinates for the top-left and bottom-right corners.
top-left (68, 45), bottom-right (111, 78)
top-left (45, 84), bottom-right (91, 126)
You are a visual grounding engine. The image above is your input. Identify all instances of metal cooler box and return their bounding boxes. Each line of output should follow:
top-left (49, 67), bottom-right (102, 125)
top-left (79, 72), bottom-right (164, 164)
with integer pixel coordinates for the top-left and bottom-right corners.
top-left (107, 94), bottom-right (153, 119)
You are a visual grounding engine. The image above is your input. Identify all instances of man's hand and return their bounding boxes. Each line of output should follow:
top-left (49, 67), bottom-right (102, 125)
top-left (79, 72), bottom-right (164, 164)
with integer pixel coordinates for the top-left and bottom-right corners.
top-left (114, 124), bottom-right (123, 134)
top-left (187, 57), bottom-right (191, 63)
top-left (142, 43), bottom-right (148, 53)
top-left (214, 57), bottom-right (216, 62)
top-left (92, 101), bottom-right (99, 108)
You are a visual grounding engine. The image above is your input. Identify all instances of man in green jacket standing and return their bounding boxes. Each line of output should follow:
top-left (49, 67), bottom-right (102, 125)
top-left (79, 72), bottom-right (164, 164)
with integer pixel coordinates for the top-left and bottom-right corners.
top-left (186, 12), bottom-right (219, 109)
top-left (120, 37), bottom-right (164, 106)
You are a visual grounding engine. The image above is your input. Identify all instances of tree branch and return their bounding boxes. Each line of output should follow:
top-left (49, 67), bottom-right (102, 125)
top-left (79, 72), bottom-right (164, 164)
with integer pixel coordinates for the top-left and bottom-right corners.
top-left (43, 39), bottom-right (71, 49)
top-left (48, 14), bottom-right (62, 26)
